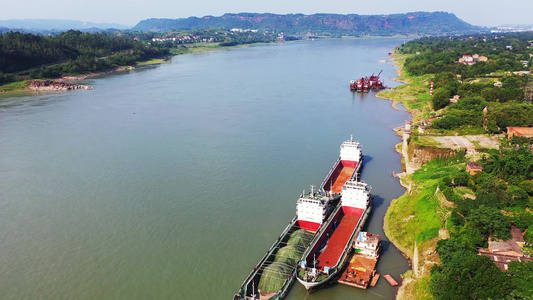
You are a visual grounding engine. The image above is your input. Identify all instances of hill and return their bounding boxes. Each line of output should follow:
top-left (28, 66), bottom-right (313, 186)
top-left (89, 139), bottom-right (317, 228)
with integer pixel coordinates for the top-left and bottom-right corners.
top-left (132, 12), bottom-right (483, 36)
top-left (0, 19), bottom-right (130, 32)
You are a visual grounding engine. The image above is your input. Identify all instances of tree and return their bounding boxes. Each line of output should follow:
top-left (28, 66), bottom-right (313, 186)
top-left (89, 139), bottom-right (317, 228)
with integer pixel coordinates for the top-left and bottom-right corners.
top-left (467, 205), bottom-right (511, 240)
top-left (508, 261), bottom-right (533, 298)
top-left (434, 71), bottom-right (459, 93)
top-left (432, 87), bottom-right (451, 110)
top-left (436, 230), bottom-right (484, 264)
top-left (430, 251), bottom-right (513, 299)
top-left (452, 171), bottom-right (471, 187)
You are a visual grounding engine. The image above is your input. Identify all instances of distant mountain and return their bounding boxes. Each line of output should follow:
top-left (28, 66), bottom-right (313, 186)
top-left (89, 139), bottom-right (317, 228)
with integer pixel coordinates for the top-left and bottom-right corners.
top-left (132, 12), bottom-right (483, 36)
top-left (0, 19), bottom-right (130, 32)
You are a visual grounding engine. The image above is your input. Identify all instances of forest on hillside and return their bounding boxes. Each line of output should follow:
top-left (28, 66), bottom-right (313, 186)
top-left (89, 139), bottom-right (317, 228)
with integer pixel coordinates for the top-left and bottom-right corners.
top-left (0, 30), bottom-right (170, 83)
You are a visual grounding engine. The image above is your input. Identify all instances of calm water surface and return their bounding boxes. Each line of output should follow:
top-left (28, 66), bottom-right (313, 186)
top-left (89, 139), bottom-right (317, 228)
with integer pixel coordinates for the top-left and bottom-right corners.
top-left (0, 38), bottom-right (410, 299)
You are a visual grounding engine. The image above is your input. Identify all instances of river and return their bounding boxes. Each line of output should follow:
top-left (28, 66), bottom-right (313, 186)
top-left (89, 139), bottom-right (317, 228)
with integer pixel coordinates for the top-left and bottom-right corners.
top-left (0, 38), bottom-right (410, 299)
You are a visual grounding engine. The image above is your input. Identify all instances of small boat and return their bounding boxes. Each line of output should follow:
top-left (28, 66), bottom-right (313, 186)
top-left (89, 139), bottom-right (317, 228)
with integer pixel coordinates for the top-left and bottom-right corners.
top-left (383, 274), bottom-right (399, 286)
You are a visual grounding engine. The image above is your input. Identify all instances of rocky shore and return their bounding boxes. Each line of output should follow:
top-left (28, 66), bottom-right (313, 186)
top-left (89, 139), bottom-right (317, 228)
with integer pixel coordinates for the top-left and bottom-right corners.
top-left (28, 80), bottom-right (94, 91)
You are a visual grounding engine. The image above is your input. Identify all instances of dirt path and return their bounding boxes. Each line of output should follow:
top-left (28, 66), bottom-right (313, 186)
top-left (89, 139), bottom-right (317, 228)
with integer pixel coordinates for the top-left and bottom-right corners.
top-left (430, 135), bottom-right (501, 149)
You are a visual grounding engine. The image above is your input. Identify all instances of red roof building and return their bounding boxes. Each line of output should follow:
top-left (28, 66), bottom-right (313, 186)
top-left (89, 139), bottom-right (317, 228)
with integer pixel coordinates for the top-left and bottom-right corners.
top-left (479, 226), bottom-right (532, 271)
top-left (466, 162), bottom-right (483, 175)
top-left (507, 127), bottom-right (533, 139)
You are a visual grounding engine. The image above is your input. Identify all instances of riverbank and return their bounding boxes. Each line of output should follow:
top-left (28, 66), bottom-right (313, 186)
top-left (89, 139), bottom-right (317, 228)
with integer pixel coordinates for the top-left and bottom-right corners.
top-left (376, 53), bottom-right (434, 123)
top-left (378, 53), bottom-right (438, 300)
top-left (1, 66), bottom-right (145, 94)
top-left (0, 42), bottom-right (273, 94)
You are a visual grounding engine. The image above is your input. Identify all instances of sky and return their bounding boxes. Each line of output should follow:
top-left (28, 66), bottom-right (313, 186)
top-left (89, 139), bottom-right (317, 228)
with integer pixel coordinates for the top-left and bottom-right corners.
top-left (0, 0), bottom-right (531, 27)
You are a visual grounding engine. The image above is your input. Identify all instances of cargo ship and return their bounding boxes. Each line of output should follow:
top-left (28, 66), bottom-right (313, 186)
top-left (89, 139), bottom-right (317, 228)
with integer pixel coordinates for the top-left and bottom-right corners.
top-left (349, 70), bottom-right (386, 92)
top-left (296, 180), bottom-right (373, 291)
top-left (233, 136), bottom-right (363, 300)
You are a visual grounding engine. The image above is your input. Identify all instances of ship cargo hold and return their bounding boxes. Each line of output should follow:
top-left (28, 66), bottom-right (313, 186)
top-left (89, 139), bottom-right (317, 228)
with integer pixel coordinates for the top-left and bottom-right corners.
top-left (233, 218), bottom-right (313, 300)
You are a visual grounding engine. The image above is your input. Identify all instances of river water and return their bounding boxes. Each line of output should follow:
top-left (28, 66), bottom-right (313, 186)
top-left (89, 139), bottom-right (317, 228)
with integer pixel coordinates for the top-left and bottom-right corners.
top-left (0, 38), bottom-right (410, 299)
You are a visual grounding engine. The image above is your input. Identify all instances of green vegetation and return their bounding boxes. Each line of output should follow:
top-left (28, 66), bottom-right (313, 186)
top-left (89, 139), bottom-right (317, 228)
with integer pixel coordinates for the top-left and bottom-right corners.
top-left (383, 32), bottom-right (533, 300)
top-left (257, 229), bottom-right (313, 294)
top-left (0, 30), bottom-right (170, 83)
top-left (0, 80), bottom-right (30, 93)
top-left (400, 33), bottom-right (533, 77)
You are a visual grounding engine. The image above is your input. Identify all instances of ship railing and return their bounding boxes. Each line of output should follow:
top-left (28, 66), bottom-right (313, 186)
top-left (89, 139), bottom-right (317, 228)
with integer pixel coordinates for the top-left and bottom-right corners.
top-left (319, 157), bottom-right (341, 193)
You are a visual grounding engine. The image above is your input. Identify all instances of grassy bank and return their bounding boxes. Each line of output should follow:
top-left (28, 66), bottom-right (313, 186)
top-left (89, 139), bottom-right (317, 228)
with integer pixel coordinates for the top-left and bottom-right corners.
top-left (384, 153), bottom-right (470, 299)
top-left (380, 53), bottom-right (447, 300)
top-left (0, 81), bottom-right (30, 93)
top-left (377, 54), bottom-right (434, 122)
top-left (170, 41), bottom-right (276, 55)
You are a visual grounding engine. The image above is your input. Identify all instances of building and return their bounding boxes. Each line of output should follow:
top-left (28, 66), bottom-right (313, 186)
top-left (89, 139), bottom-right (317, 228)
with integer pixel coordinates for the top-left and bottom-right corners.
top-left (479, 226), bottom-right (532, 271)
top-left (354, 232), bottom-right (381, 257)
top-left (449, 95), bottom-right (461, 103)
top-left (511, 226), bottom-right (526, 248)
top-left (404, 120), bottom-right (412, 135)
top-left (458, 55), bottom-right (474, 65)
top-left (466, 162), bottom-right (483, 175)
top-left (458, 54), bottom-right (488, 65)
top-left (507, 127), bottom-right (533, 139)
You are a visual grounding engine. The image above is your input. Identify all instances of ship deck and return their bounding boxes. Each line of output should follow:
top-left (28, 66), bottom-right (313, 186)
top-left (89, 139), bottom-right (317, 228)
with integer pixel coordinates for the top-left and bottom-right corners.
top-left (315, 211), bottom-right (361, 272)
top-left (338, 254), bottom-right (378, 289)
top-left (331, 166), bottom-right (355, 193)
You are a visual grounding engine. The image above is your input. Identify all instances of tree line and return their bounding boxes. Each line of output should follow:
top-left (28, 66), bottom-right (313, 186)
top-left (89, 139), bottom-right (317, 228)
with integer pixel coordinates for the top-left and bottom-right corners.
top-left (0, 30), bottom-right (170, 83)
top-left (399, 33), bottom-right (532, 78)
